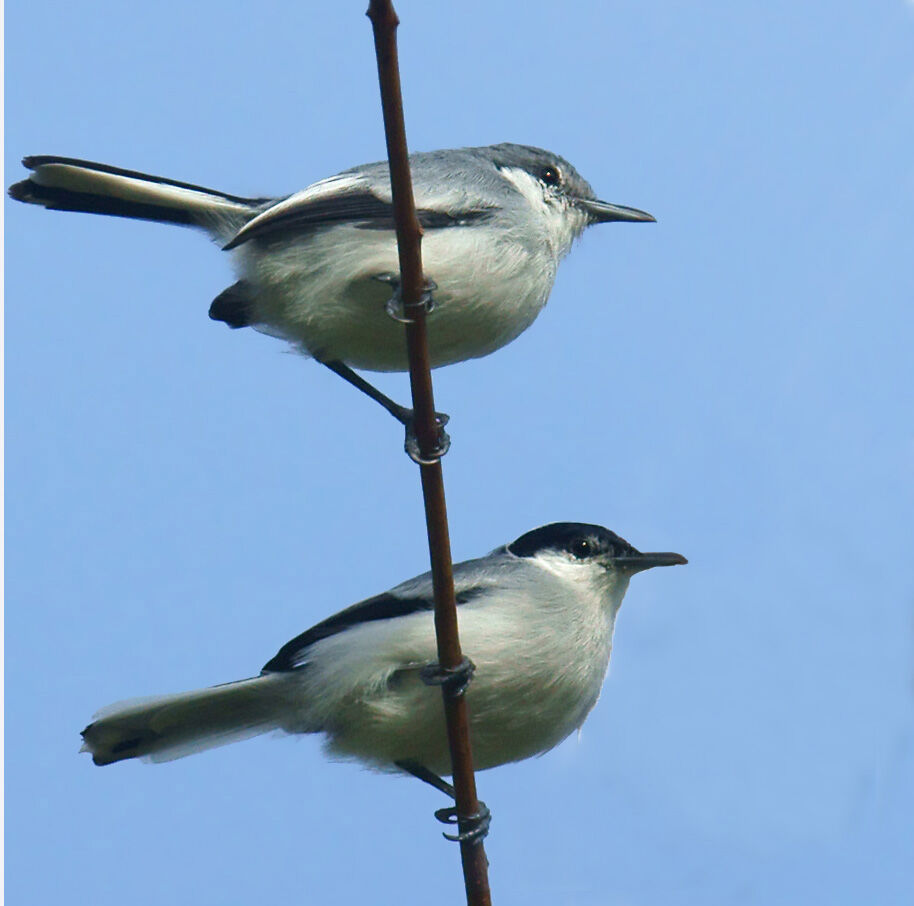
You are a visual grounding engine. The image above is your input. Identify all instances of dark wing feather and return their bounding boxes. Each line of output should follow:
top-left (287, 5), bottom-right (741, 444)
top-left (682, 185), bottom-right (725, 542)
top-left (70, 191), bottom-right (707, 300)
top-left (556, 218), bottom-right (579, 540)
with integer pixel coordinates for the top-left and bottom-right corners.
top-left (224, 188), bottom-right (494, 250)
top-left (262, 587), bottom-right (483, 673)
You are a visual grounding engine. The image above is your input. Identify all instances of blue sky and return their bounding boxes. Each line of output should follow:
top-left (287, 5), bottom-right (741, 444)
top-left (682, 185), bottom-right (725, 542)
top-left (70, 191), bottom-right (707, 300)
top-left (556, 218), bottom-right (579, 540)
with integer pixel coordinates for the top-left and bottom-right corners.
top-left (5, 2), bottom-right (914, 903)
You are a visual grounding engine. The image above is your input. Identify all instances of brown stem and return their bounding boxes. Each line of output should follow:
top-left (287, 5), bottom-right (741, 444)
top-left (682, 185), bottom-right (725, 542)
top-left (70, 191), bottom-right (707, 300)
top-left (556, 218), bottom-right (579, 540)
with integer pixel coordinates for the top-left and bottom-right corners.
top-left (366, 2), bottom-right (492, 904)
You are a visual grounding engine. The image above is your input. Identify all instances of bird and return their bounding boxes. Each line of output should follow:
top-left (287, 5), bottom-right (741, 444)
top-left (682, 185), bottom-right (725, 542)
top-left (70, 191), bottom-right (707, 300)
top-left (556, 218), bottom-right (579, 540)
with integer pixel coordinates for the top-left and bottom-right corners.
top-left (9, 146), bottom-right (654, 445)
top-left (81, 521), bottom-right (685, 826)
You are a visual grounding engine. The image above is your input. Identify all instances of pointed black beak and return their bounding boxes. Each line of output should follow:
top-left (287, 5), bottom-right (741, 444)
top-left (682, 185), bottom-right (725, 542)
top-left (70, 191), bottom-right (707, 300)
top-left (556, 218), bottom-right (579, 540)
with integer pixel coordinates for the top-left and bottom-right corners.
top-left (613, 551), bottom-right (687, 574)
top-left (577, 198), bottom-right (656, 224)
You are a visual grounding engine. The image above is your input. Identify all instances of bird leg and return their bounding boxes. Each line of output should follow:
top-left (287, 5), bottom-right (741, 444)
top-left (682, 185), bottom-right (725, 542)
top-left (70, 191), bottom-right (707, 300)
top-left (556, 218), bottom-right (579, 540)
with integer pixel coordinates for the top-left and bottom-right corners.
top-left (395, 759), bottom-right (491, 844)
top-left (319, 359), bottom-right (450, 464)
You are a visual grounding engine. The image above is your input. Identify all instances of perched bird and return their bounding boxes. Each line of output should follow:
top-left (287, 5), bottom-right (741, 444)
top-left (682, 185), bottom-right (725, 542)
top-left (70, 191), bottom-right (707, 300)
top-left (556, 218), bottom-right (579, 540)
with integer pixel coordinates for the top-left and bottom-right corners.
top-left (9, 146), bottom-right (653, 439)
top-left (82, 522), bottom-right (685, 789)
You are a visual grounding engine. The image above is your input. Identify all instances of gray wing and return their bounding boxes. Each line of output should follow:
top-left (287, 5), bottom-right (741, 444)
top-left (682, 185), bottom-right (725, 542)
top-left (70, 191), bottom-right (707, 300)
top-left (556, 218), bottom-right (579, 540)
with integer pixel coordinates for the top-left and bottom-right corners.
top-left (261, 585), bottom-right (486, 673)
top-left (223, 168), bottom-right (495, 250)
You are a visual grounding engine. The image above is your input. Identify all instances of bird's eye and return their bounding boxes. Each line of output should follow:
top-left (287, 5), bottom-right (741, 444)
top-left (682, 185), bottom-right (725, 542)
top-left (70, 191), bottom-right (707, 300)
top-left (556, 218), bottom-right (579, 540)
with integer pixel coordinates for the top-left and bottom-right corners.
top-left (570, 538), bottom-right (592, 559)
top-left (539, 166), bottom-right (561, 187)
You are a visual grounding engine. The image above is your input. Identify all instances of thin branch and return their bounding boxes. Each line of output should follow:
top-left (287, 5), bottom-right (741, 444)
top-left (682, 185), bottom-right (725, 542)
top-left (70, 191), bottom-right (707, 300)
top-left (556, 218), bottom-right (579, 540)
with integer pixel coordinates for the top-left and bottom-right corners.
top-left (365, 3), bottom-right (492, 905)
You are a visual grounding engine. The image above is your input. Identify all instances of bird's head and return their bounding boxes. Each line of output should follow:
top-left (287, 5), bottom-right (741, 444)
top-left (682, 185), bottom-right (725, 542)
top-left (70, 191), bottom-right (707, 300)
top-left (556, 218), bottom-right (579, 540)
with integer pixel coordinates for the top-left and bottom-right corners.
top-left (507, 521), bottom-right (686, 612)
top-left (485, 143), bottom-right (655, 253)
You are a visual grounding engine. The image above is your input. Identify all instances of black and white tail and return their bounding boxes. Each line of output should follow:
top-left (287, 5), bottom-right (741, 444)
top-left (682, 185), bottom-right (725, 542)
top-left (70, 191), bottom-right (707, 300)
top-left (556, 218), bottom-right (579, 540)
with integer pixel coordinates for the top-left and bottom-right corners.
top-left (81, 673), bottom-right (297, 765)
top-left (9, 156), bottom-right (268, 236)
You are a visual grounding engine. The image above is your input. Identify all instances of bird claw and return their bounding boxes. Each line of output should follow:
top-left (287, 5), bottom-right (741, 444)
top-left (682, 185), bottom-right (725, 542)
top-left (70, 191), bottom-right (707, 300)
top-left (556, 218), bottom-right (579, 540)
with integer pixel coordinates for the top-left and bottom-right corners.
top-left (375, 273), bottom-right (438, 323)
top-left (404, 411), bottom-right (451, 465)
top-left (434, 801), bottom-right (491, 844)
top-left (394, 759), bottom-right (492, 846)
top-left (420, 656), bottom-right (475, 696)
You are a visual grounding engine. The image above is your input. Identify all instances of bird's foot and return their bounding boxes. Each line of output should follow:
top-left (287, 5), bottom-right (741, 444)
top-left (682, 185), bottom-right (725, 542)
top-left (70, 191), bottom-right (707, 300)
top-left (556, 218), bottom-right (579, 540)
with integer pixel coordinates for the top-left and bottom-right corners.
top-left (374, 272), bottom-right (437, 323)
top-left (395, 759), bottom-right (491, 845)
top-left (420, 656), bottom-right (475, 697)
top-left (404, 411), bottom-right (451, 465)
top-left (434, 801), bottom-right (492, 844)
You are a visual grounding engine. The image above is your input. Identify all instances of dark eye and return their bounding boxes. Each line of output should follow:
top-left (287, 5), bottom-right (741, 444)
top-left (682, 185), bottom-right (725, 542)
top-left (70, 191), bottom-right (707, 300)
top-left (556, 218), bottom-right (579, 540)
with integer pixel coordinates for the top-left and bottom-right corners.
top-left (570, 538), bottom-right (592, 559)
top-left (539, 166), bottom-right (561, 186)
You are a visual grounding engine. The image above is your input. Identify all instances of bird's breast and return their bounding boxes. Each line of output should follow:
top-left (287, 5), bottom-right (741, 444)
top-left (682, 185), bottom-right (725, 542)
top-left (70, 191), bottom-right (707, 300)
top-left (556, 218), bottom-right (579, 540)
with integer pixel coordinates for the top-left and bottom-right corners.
top-left (239, 223), bottom-right (558, 372)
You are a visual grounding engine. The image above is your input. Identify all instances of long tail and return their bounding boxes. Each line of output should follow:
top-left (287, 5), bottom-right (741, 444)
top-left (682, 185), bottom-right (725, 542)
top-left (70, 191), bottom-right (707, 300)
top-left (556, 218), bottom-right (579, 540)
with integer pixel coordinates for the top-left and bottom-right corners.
top-left (81, 674), bottom-right (297, 766)
top-left (9, 156), bottom-right (269, 236)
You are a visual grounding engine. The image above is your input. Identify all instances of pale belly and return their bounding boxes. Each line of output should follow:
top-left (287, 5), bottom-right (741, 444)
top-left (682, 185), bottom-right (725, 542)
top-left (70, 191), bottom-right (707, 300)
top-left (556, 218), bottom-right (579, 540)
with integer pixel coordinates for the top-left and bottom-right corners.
top-left (320, 644), bottom-right (610, 776)
top-left (238, 224), bottom-right (556, 372)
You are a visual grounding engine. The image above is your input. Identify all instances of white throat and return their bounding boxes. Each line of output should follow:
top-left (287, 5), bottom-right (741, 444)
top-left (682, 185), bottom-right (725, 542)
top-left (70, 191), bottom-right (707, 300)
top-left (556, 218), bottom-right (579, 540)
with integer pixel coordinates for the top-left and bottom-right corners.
top-left (499, 166), bottom-right (589, 259)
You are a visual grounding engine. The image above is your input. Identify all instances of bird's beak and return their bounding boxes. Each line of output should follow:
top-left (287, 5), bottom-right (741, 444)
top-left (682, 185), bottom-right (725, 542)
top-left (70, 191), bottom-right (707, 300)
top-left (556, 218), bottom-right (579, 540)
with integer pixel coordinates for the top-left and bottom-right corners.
top-left (577, 198), bottom-right (655, 224)
top-left (613, 551), bottom-right (687, 574)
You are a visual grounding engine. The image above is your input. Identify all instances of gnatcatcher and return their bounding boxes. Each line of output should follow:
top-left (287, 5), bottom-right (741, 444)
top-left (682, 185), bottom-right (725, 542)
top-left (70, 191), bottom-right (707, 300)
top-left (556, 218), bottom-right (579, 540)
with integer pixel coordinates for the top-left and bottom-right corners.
top-left (10, 145), bottom-right (653, 453)
top-left (81, 522), bottom-right (684, 840)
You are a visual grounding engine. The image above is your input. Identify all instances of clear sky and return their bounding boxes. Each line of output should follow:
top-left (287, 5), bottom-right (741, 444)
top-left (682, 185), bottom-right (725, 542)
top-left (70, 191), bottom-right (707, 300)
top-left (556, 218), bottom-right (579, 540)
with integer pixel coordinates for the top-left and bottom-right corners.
top-left (5, 2), bottom-right (913, 903)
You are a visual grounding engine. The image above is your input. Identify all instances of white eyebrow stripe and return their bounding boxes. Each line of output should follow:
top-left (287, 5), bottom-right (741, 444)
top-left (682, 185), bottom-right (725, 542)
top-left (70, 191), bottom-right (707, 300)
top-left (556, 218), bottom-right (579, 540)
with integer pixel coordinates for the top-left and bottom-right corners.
top-left (497, 166), bottom-right (545, 208)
